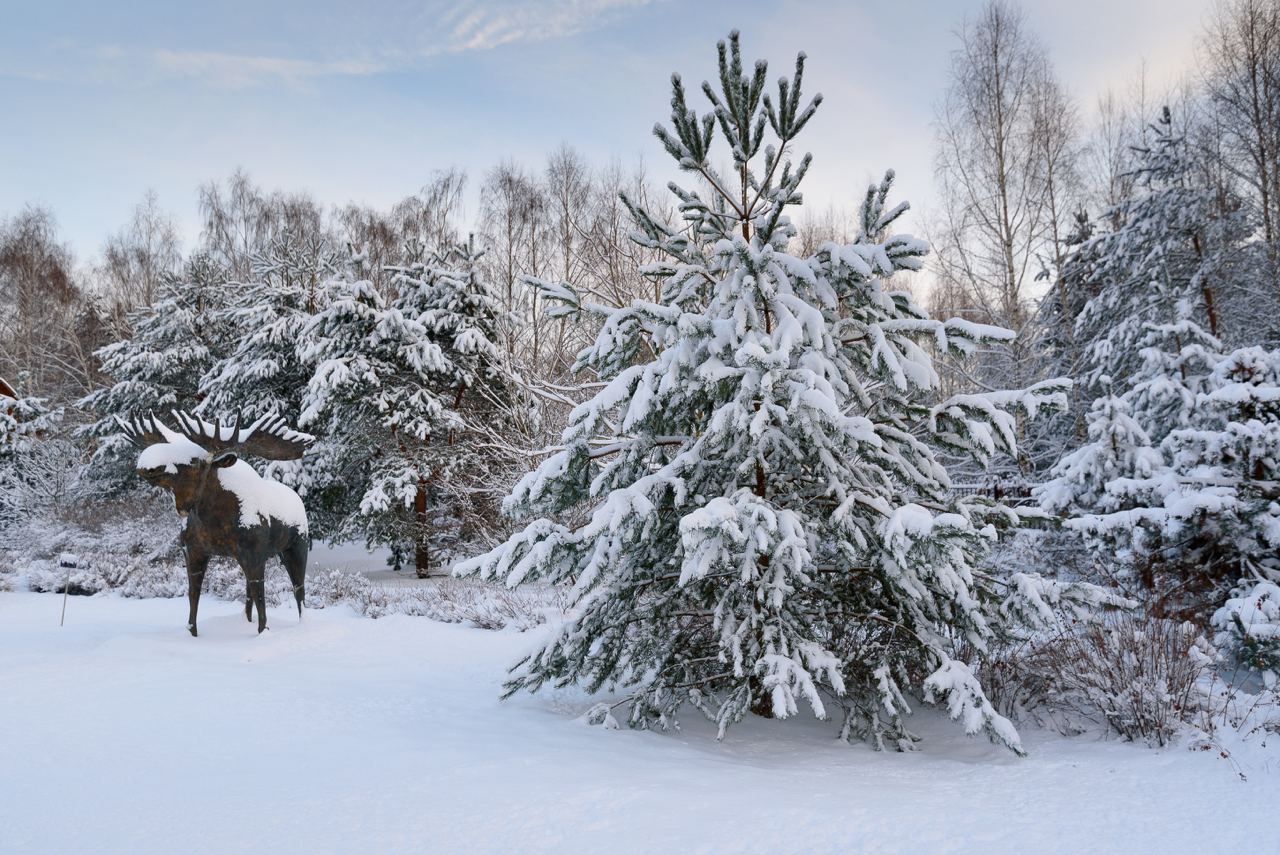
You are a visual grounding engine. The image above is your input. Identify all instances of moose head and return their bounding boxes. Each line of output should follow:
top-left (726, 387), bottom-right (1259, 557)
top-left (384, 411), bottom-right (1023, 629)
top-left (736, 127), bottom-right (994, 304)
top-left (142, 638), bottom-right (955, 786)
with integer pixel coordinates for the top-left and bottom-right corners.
top-left (118, 411), bottom-right (313, 637)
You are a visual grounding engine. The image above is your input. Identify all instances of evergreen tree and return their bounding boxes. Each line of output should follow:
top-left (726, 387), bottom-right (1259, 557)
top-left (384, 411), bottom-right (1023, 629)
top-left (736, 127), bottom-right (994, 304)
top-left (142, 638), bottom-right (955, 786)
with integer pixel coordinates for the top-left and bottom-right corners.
top-left (458, 34), bottom-right (1104, 751)
top-left (299, 242), bottom-right (505, 575)
top-left (0, 390), bottom-right (62, 526)
top-left (399, 239), bottom-right (508, 546)
top-left (78, 254), bottom-right (234, 488)
top-left (1124, 319), bottom-right (1224, 443)
top-left (1070, 107), bottom-right (1245, 402)
top-left (199, 230), bottom-right (339, 421)
top-left (1160, 345), bottom-right (1280, 586)
top-left (198, 231), bottom-right (340, 504)
top-left (1044, 319), bottom-right (1280, 616)
top-left (1037, 382), bottom-right (1163, 517)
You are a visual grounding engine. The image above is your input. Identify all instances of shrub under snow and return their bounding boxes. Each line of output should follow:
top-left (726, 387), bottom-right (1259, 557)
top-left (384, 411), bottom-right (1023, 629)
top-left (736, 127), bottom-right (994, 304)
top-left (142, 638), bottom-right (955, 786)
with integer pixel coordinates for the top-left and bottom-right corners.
top-left (1213, 581), bottom-right (1280, 688)
top-left (1025, 614), bottom-right (1213, 746)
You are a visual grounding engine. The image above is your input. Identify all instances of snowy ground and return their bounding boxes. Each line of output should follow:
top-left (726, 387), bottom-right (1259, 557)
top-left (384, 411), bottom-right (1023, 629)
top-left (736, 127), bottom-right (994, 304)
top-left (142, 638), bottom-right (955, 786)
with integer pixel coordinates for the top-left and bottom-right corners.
top-left (2, 592), bottom-right (1277, 854)
top-left (309, 541), bottom-right (446, 586)
top-left (309, 540), bottom-right (392, 572)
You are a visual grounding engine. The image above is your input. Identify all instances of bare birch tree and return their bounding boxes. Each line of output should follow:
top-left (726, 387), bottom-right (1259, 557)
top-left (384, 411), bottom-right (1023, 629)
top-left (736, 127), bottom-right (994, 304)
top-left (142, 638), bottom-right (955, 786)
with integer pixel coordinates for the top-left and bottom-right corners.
top-left (931, 0), bottom-right (1082, 473)
top-left (1202, 0), bottom-right (1280, 287)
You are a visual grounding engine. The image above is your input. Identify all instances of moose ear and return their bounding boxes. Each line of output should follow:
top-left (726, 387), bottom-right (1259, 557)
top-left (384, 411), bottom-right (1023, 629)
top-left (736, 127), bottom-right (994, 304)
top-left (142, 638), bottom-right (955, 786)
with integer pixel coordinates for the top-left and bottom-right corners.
top-left (212, 452), bottom-right (238, 468)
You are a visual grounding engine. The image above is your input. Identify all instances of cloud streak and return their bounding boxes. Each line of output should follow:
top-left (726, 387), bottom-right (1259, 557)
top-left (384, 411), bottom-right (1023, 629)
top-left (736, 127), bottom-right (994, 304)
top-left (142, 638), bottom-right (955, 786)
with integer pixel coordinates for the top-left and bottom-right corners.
top-left (128, 0), bottom-right (663, 89)
top-left (441, 0), bottom-right (659, 53)
top-left (150, 50), bottom-right (386, 87)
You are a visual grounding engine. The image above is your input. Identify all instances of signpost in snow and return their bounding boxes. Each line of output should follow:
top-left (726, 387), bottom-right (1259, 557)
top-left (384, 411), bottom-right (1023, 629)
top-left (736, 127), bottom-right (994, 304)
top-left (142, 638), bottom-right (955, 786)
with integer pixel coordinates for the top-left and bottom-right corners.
top-left (58, 554), bottom-right (77, 627)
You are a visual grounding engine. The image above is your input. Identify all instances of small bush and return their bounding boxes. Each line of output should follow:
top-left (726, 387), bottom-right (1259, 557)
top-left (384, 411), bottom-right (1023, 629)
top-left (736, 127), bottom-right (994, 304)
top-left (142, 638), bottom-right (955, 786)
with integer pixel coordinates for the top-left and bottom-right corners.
top-left (304, 569), bottom-right (391, 617)
top-left (303, 569), bottom-right (563, 629)
top-left (1212, 581), bottom-right (1280, 688)
top-left (1018, 613), bottom-right (1213, 746)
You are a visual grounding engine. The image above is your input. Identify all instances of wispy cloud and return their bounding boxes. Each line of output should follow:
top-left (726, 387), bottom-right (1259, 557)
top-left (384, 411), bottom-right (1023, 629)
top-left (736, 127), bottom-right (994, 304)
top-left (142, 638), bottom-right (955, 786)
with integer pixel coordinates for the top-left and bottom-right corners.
top-left (440, 0), bottom-right (660, 53)
top-left (108, 0), bottom-right (664, 89)
top-left (150, 49), bottom-right (386, 88)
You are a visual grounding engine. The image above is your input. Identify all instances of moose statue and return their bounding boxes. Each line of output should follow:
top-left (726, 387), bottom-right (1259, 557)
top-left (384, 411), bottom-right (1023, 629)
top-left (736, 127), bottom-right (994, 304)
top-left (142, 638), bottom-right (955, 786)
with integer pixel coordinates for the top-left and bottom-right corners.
top-left (118, 411), bottom-right (312, 637)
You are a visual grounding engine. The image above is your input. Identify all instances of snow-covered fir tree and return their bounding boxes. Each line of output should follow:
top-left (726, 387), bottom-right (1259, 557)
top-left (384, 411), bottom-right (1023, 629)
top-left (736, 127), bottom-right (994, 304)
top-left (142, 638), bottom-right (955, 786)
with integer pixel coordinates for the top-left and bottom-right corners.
top-left (0, 387), bottom-right (64, 526)
top-left (78, 254), bottom-right (235, 488)
top-left (197, 231), bottom-right (340, 505)
top-left (1123, 319), bottom-right (1224, 444)
top-left (457, 33), bottom-right (1110, 751)
top-left (1043, 317), bottom-right (1280, 616)
top-left (1213, 580), bottom-right (1280, 687)
top-left (1160, 345), bottom-right (1280, 587)
top-left (1069, 107), bottom-right (1244, 402)
top-left (1039, 318), bottom-right (1224, 521)
top-left (199, 230), bottom-right (339, 421)
top-left (397, 239), bottom-right (509, 543)
top-left (1037, 380), bottom-right (1163, 517)
top-left (299, 242), bottom-right (505, 575)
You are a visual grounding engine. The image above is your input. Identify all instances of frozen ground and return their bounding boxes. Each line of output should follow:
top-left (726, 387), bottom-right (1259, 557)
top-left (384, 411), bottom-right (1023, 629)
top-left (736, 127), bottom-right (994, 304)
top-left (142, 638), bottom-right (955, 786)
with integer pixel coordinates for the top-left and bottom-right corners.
top-left (309, 541), bottom-right (442, 586)
top-left (1, 592), bottom-right (1277, 855)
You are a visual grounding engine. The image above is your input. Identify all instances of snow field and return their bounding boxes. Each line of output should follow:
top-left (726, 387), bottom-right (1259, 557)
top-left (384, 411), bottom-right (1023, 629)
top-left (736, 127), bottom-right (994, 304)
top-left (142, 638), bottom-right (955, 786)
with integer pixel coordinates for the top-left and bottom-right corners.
top-left (2, 592), bottom-right (1277, 855)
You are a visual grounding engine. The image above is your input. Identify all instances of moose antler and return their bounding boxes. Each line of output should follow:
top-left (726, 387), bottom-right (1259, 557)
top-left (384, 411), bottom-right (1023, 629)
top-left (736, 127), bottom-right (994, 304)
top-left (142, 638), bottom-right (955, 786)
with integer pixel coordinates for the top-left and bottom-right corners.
top-left (173, 411), bottom-right (243, 453)
top-left (115, 413), bottom-right (173, 448)
top-left (172, 411), bottom-right (313, 461)
top-left (239, 413), bottom-right (315, 461)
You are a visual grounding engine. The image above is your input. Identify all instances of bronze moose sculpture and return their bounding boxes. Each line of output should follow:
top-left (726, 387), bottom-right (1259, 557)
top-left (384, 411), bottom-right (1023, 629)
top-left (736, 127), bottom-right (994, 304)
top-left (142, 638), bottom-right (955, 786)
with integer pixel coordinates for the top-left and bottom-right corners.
top-left (118, 411), bottom-right (312, 636)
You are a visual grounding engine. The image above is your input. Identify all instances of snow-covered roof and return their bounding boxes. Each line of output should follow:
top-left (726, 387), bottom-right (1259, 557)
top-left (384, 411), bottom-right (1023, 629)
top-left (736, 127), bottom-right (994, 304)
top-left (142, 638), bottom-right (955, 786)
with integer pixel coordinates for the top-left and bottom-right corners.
top-left (0, 376), bottom-right (15, 400)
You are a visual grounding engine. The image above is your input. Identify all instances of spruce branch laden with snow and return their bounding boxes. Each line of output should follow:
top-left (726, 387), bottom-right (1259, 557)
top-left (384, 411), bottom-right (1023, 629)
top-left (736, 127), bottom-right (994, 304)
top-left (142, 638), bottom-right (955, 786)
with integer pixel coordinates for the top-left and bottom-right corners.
top-left (457, 33), bottom-right (1100, 752)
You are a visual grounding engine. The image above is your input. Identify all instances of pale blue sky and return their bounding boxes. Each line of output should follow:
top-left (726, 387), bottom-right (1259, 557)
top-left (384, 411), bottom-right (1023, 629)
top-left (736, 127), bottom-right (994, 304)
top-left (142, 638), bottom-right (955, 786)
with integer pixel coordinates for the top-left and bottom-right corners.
top-left (1, 0), bottom-right (1209, 261)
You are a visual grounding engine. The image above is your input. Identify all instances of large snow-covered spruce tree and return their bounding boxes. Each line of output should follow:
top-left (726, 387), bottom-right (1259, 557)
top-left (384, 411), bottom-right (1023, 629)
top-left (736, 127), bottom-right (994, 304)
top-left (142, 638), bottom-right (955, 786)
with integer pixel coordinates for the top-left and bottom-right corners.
top-left (0, 387), bottom-right (63, 525)
top-left (1042, 326), bottom-right (1280, 617)
top-left (299, 241), bottom-right (505, 576)
top-left (197, 232), bottom-right (340, 507)
top-left (458, 34), bottom-right (1097, 751)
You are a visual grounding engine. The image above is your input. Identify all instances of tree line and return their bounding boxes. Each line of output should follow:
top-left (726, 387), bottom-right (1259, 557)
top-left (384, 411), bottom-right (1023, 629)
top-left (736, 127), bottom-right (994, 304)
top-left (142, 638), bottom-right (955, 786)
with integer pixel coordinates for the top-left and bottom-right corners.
top-left (2, 0), bottom-right (1279, 625)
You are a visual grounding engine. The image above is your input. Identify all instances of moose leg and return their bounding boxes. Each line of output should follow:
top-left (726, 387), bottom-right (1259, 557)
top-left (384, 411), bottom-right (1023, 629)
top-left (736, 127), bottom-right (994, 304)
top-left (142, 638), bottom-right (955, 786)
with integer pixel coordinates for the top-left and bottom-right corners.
top-left (244, 577), bottom-right (254, 623)
top-left (243, 560), bottom-right (268, 634)
top-left (186, 551), bottom-right (209, 638)
top-left (280, 537), bottom-right (307, 619)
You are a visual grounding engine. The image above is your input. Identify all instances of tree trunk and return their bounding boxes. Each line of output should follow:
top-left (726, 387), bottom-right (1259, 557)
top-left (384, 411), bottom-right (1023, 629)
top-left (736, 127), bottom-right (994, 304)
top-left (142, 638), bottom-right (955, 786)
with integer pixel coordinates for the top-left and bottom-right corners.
top-left (749, 676), bottom-right (775, 718)
top-left (414, 482), bottom-right (430, 578)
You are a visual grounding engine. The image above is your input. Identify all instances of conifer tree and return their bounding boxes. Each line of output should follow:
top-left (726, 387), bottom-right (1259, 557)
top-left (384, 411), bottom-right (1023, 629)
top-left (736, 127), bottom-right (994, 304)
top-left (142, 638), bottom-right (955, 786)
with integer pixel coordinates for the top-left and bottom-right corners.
top-left (1043, 318), bottom-right (1280, 616)
top-left (1161, 346), bottom-right (1280, 586)
top-left (299, 242), bottom-right (505, 574)
top-left (400, 239), bottom-right (508, 545)
top-left (78, 254), bottom-right (234, 488)
top-left (199, 230), bottom-right (339, 422)
top-left (1124, 319), bottom-right (1224, 443)
top-left (198, 231), bottom-right (340, 503)
top-left (458, 34), bottom-right (1102, 751)
top-left (1070, 107), bottom-right (1245, 401)
top-left (0, 389), bottom-right (59, 520)
top-left (1037, 382), bottom-right (1163, 517)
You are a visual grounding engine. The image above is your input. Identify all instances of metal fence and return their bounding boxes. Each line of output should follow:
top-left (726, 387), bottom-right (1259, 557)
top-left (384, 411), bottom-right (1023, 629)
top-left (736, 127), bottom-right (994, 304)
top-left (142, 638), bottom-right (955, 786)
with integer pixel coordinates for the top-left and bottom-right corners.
top-left (949, 482), bottom-right (1041, 506)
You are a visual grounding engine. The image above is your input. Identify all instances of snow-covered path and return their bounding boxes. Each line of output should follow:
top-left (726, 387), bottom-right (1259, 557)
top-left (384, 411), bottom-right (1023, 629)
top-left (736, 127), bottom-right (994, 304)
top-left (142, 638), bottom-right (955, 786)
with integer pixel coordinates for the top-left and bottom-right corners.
top-left (1, 593), bottom-right (1275, 854)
